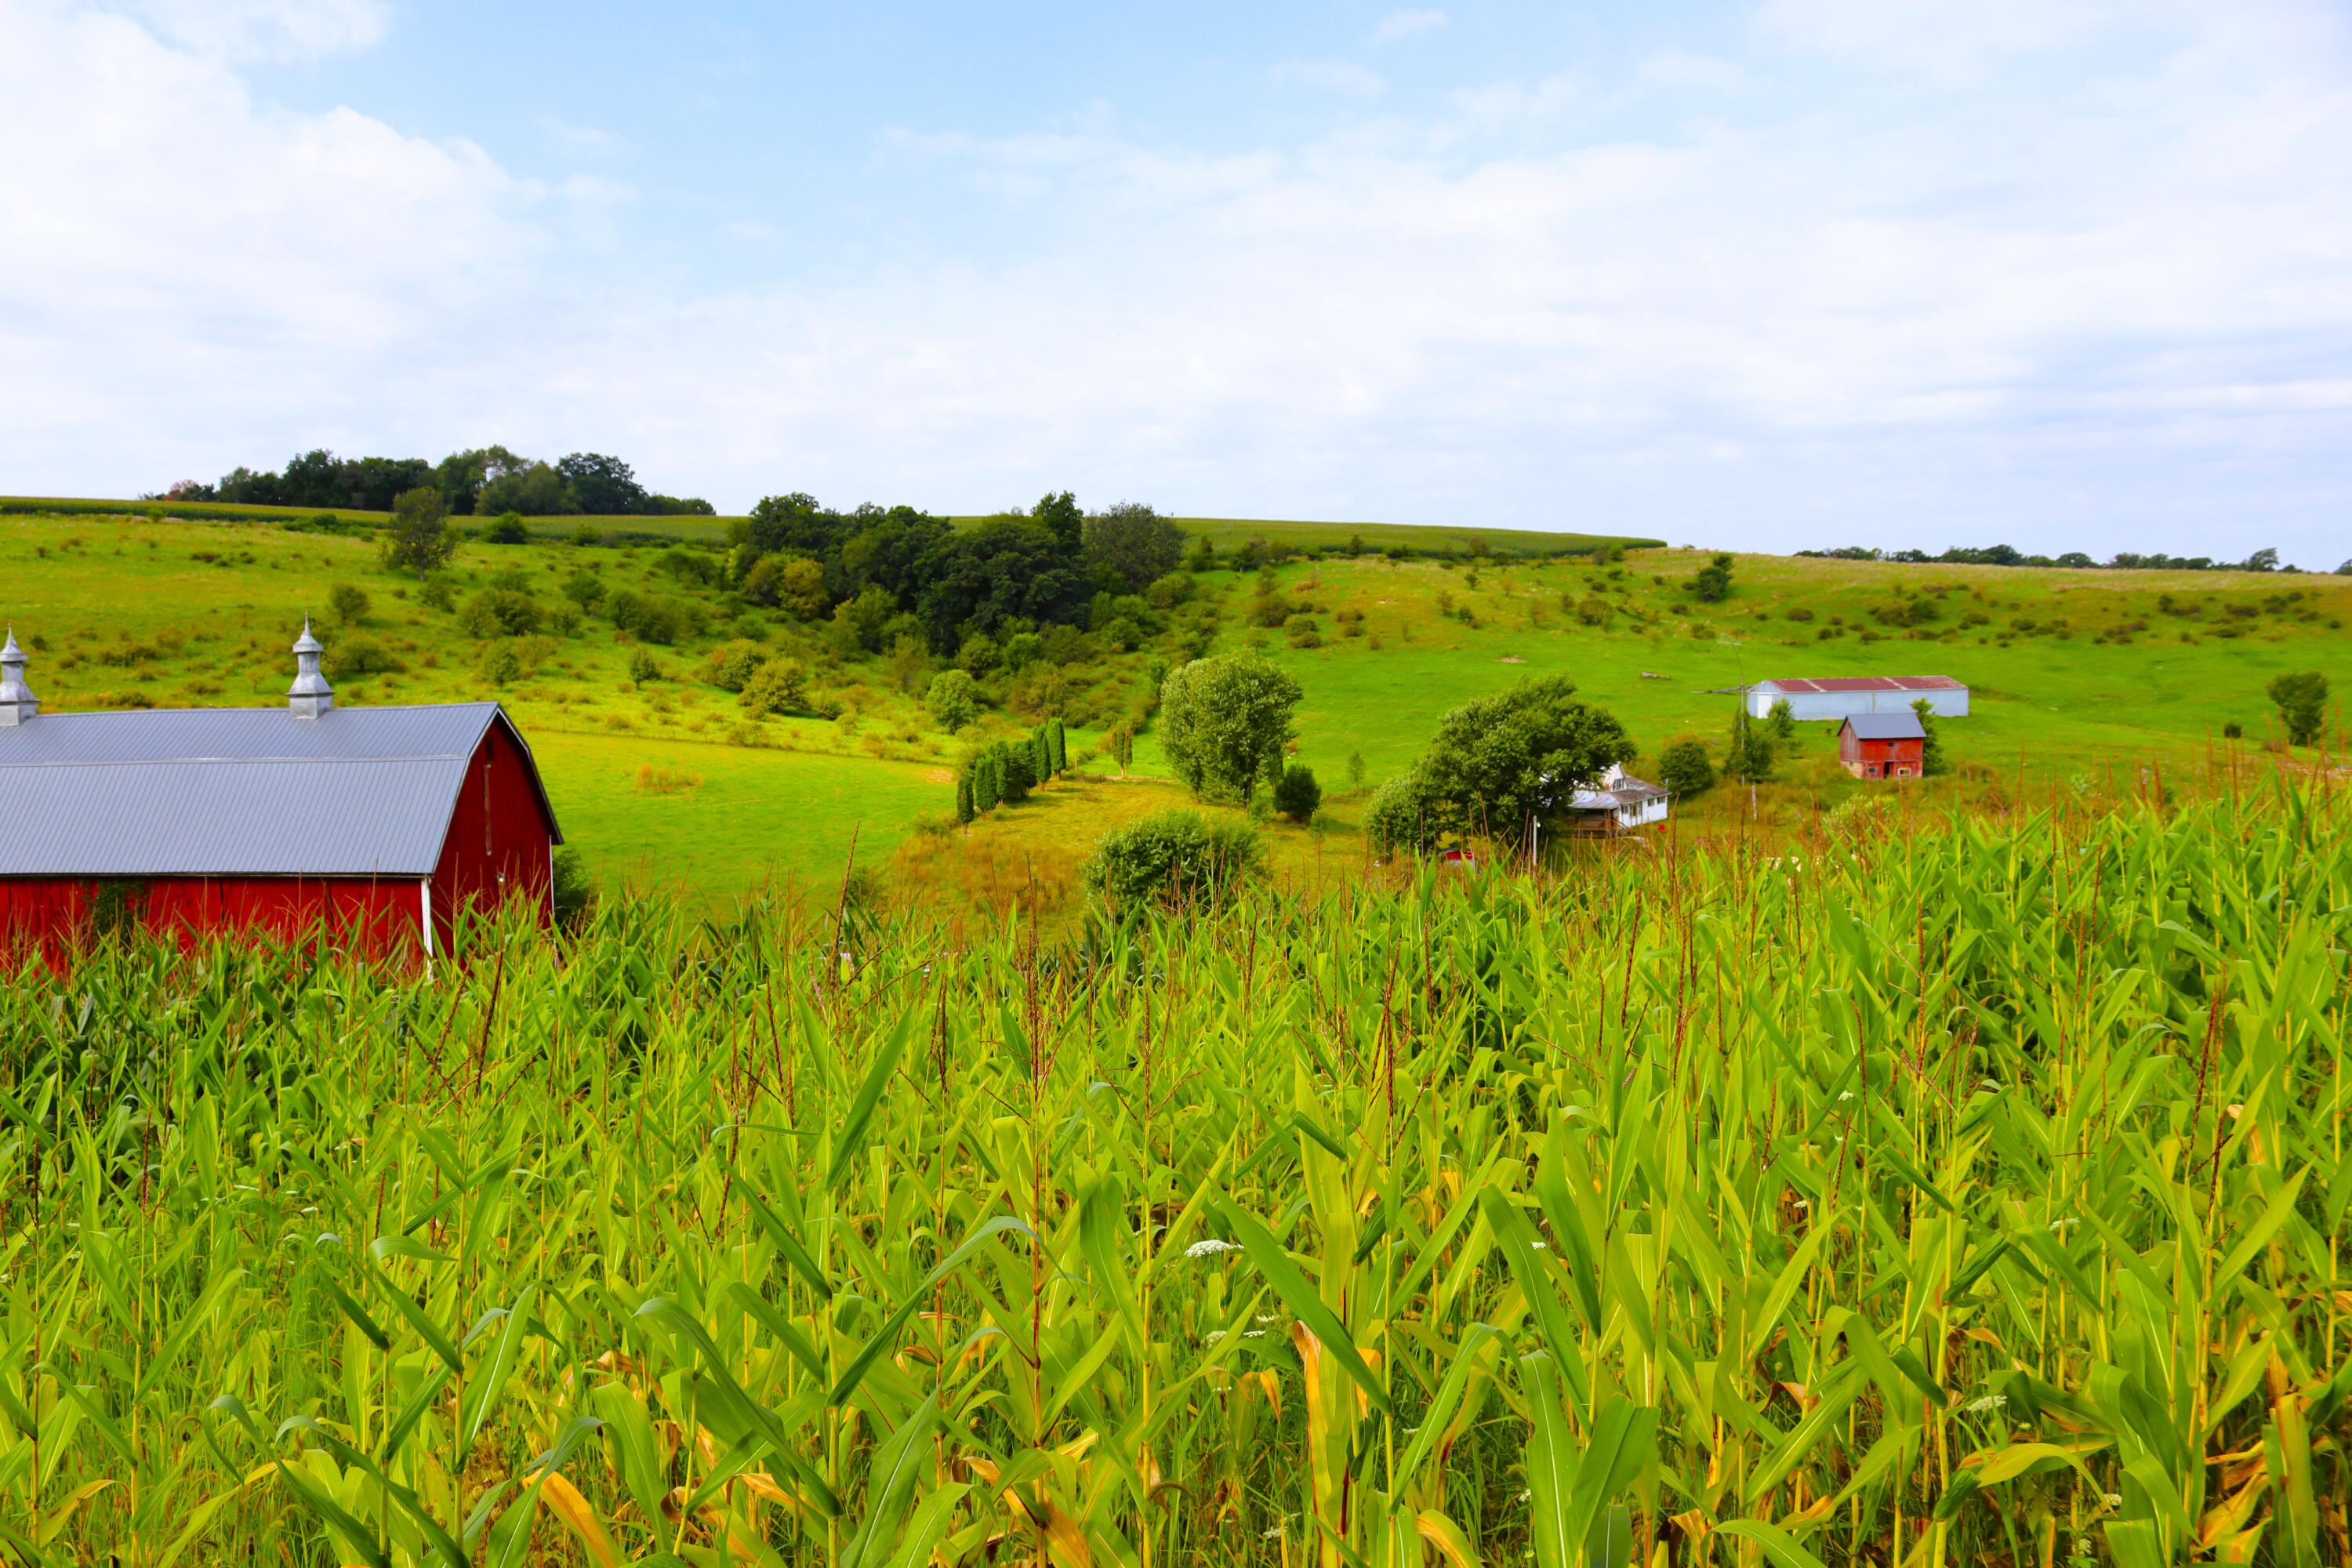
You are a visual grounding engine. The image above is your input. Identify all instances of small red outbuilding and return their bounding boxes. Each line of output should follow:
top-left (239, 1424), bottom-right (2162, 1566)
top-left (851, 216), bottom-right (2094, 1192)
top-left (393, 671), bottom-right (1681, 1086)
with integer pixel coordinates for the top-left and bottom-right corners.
top-left (1838, 710), bottom-right (1926, 780)
top-left (0, 625), bottom-right (561, 962)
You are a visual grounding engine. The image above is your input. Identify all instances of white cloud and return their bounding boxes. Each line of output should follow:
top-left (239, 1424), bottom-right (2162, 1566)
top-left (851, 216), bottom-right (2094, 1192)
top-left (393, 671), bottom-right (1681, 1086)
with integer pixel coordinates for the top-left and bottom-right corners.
top-left (1272, 60), bottom-right (1386, 99)
top-left (2, 0), bottom-right (2350, 563)
top-left (120, 0), bottom-right (386, 63)
top-left (539, 114), bottom-right (623, 157)
top-left (1371, 9), bottom-right (1448, 45)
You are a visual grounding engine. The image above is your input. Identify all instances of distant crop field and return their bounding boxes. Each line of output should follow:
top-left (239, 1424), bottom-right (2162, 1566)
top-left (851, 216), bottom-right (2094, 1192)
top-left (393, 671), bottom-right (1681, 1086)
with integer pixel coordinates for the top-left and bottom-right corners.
top-left (2, 495), bottom-right (1656, 556)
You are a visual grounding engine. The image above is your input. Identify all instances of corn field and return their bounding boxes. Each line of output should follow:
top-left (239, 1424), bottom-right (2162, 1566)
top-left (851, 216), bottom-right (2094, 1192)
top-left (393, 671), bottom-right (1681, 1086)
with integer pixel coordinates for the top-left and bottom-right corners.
top-left (3, 791), bottom-right (2348, 1567)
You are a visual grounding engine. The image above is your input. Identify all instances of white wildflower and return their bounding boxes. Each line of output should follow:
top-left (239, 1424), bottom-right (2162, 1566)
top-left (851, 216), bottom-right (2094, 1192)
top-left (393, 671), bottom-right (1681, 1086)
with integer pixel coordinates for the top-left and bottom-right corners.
top-left (1185, 1238), bottom-right (1241, 1258)
top-left (1964, 1394), bottom-right (2008, 1415)
top-left (1244, 1330), bottom-right (1267, 1339)
top-left (1256, 1313), bottom-right (1282, 1323)
top-left (1837, 1091), bottom-right (1855, 1102)
top-left (2103, 1494), bottom-right (2122, 1509)
top-left (1205, 1330), bottom-right (1227, 1343)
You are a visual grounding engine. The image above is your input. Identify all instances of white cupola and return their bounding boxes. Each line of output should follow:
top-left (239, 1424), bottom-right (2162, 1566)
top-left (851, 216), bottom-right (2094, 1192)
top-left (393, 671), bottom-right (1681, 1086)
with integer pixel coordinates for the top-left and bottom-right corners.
top-left (288, 619), bottom-right (334, 720)
top-left (0, 629), bottom-right (36, 727)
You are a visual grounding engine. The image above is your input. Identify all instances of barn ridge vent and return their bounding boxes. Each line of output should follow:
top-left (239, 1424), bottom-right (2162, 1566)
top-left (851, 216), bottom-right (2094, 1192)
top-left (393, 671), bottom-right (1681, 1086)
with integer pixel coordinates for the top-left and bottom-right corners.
top-left (0, 629), bottom-right (36, 728)
top-left (288, 619), bottom-right (334, 720)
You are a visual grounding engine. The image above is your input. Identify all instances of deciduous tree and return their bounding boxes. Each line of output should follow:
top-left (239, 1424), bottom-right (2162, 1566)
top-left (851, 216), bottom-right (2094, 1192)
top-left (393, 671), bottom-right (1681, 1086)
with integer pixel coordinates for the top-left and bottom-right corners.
top-left (382, 487), bottom-right (459, 576)
top-left (1159, 653), bottom-right (1302, 802)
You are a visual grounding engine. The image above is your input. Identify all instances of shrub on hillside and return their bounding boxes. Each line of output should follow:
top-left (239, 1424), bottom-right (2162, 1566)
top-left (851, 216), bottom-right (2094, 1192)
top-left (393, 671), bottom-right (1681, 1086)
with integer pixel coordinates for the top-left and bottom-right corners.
top-left (329, 636), bottom-right (401, 677)
top-left (1082, 810), bottom-right (1263, 911)
top-left (2267, 670), bottom-right (2329, 746)
top-left (1657, 739), bottom-right (1715, 796)
top-left (462, 588), bottom-right (543, 639)
top-left (1690, 553), bottom-right (1734, 603)
top-left (475, 641), bottom-right (522, 685)
top-left (627, 648), bottom-right (662, 684)
top-left (484, 511), bottom-right (529, 545)
top-left (927, 669), bottom-right (978, 730)
top-left (699, 640), bottom-right (769, 692)
top-left (1363, 774), bottom-right (1434, 857)
top-left (658, 547), bottom-right (717, 586)
top-left (1272, 762), bottom-right (1322, 824)
top-left (561, 569), bottom-right (605, 612)
top-left (328, 583), bottom-right (370, 625)
top-left (608, 591), bottom-right (696, 644)
top-left (740, 658), bottom-right (811, 717)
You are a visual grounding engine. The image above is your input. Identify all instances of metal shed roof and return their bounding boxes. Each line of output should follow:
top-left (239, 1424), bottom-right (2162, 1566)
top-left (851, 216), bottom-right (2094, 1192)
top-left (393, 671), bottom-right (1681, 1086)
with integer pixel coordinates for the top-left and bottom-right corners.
top-left (1755, 676), bottom-right (1964, 694)
top-left (0, 703), bottom-right (560, 877)
top-left (1841, 711), bottom-right (1927, 740)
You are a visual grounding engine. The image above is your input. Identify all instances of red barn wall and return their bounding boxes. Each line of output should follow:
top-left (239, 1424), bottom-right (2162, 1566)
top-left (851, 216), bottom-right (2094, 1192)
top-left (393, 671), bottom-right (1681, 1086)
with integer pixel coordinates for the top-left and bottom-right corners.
top-left (2, 717), bottom-right (557, 968)
top-left (1, 875), bottom-right (424, 969)
top-left (428, 722), bottom-right (555, 949)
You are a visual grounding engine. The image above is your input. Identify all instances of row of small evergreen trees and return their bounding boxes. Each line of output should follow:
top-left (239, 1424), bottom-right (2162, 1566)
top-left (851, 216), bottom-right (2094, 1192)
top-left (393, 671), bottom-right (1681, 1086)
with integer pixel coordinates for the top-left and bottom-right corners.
top-left (955, 718), bottom-right (1069, 822)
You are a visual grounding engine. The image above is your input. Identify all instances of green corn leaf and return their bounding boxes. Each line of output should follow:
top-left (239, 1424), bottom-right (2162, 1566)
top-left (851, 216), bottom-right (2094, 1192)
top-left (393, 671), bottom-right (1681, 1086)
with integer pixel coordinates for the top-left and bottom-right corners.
top-left (829, 1214), bottom-right (1035, 1406)
top-left (1211, 1195), bottom-right (1392, 1415)
top-left (742, 1186), bottom-right (833, 1300)
top-left (459, 1282), bottom-right (537, 1464)
top-left (840, 1392), bottom-right (941, 1568)
top-left (1482, 1189), bottom-right (1592, 1417)
top-left (1715, 1520), bottom-right (1832, 1568)
top-left (829, 1007), bottom-right (916, 1192)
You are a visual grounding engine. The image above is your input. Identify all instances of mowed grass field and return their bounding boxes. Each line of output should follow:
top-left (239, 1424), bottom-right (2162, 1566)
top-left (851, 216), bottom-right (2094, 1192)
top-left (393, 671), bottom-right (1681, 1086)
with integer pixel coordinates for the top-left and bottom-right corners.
top-left (3, 506), bottom-right (2347, 913)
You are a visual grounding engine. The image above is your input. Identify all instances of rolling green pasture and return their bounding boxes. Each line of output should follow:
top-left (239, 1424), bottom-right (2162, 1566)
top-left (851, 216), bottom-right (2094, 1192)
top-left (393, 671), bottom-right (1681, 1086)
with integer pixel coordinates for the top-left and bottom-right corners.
top-left (2, 506), bottom-right (2347, 913)
top-left (1213, 550), bottom-right (2352, 794)
top-left (0, 513), bottom-right (960, 898)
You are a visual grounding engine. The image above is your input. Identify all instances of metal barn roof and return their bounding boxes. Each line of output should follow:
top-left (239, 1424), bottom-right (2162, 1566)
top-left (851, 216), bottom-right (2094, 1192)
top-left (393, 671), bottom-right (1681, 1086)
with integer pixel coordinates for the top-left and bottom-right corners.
top-left (1755, 677), bottom-right (1963, 694)
top-left (1841, 711), bottom-right (1927, 740)
top-left (0, 703), bottom-right (560, 877)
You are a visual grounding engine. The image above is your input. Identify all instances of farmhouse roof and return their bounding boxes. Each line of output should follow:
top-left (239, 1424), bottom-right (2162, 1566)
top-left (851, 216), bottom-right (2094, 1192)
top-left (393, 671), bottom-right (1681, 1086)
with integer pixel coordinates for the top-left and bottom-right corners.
top-left (1841, 711), bottom-right (1927, 741)
top-left (1753, 676), bottom-right (1963, 694)
top-left (1570, 773), bottom-right (1669, 809)
top-left (0, 703), bottom-right (561, 877)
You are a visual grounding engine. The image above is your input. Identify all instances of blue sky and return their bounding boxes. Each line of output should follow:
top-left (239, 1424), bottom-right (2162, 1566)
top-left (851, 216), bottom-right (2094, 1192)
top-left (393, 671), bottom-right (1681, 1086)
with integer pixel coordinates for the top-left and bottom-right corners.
top-left (2, 0), bottom-right (2349, 565)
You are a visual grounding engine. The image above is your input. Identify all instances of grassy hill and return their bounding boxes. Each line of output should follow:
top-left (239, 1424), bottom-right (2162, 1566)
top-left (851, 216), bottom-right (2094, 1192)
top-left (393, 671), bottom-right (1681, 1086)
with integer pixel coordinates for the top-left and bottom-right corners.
top-left (4, 495), bottom-right (1657, 557)
top-left (2, 504), bottom-right (2343, 916)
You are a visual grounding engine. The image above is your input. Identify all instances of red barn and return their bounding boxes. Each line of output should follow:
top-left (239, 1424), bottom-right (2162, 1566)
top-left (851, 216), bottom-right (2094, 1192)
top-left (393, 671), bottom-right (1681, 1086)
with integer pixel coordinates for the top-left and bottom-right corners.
top-left (0, 625), bottom-right (561, 964)
top-left (1838, 711), bottom-right (1926, 779)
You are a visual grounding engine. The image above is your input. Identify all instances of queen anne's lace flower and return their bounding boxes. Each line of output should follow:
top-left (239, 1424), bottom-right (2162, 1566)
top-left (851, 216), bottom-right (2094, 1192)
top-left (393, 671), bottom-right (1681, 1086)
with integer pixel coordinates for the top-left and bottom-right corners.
top-left (1185, 1238), bottom-right (1241, 1258)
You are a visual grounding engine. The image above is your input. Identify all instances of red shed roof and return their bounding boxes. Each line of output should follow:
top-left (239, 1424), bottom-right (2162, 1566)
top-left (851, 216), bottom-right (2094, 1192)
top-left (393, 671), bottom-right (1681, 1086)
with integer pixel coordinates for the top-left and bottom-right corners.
top-left (1755, 676), bottom-right (1963, 694)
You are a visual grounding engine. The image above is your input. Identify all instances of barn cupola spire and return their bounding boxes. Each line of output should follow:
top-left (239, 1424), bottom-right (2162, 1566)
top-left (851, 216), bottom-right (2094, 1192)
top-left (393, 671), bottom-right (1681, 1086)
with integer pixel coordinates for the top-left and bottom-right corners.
top-left (288, 619), bottom-right (334, 720)
top-left (0, 629), bottom-right (36, 727)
